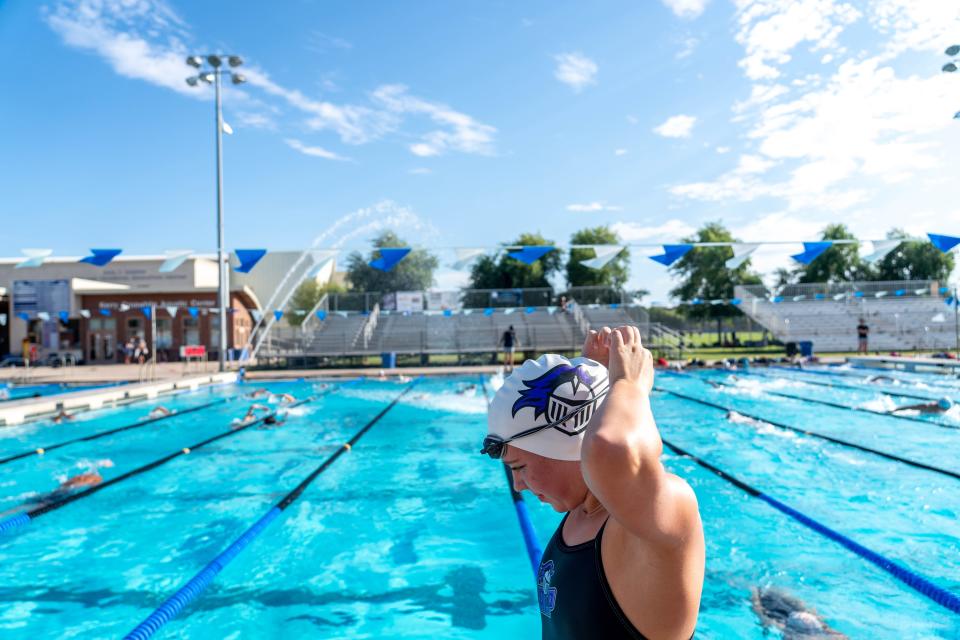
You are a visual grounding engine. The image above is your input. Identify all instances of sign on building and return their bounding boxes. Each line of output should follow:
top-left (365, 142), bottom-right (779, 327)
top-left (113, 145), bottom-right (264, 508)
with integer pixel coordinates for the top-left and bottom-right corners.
top-left (13, 280), bottom-right (71, 316)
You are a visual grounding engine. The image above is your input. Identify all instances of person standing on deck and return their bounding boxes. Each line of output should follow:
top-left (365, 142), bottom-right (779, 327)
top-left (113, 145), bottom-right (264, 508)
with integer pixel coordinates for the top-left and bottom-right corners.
top-left (499, 324), bottom-right (519, 373)
top-left (481, 326), bottom-right (704, 639)
top-left (856, 318), bottom-right (869, 354)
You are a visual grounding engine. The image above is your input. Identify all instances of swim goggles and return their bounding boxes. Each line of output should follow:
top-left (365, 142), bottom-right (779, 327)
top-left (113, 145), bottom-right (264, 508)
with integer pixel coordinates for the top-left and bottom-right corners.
top-left (480, 386), bottom-right (608, 459)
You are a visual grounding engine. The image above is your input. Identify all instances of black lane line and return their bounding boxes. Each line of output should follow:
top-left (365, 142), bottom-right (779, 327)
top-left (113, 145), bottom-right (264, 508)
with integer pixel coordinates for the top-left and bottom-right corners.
top-left (738, 369), bottom-right (958, 403)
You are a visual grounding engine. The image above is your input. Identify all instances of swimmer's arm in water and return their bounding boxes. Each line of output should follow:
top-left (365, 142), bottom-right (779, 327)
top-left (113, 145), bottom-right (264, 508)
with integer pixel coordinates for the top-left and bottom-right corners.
top-left (580, 326), bottom-right (701, 548)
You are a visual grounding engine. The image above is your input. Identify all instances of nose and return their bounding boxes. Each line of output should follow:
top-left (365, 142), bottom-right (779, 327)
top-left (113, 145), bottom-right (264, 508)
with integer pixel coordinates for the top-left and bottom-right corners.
top-left (511, 469), bottom-right (527, 493)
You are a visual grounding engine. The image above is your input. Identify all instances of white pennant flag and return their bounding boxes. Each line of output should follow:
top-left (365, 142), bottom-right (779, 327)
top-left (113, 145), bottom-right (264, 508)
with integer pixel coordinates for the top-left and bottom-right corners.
top-left (159, 250), bottom-right (193, 273)
top-left (16, 248), bottom-right (53, 269)
top-left (0, 313), bottom-right (6, 326)
top-left (932, 312), bottom-right (946, 323)
top-left (222, 120), bottom-right (233, 135)
top-left (863, 239), bottom-right (901, 264)
top-left (166, 306), bottom-right (179, 318)
top-left (452, 248), bottom-right (486, 270)
top-left (37, 312), bottom-right (50, 321)
top-left (250, 309), bottom-right (263, 322)
top-left (119, 304), bottom-right (131, 312)
top-left (307, 250), bottom-right (339, 278)
top-left (79, 309), bottom-right (91, 319)
top-left (581, 245), bottom-right (624, 270)
top-left (725, 243), bottom-right (760, 269)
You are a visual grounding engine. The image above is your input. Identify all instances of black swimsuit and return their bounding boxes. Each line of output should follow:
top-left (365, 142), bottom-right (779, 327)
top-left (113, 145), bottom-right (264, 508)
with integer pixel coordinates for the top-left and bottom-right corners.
top-left (537, 514), bottom-right (649, 640)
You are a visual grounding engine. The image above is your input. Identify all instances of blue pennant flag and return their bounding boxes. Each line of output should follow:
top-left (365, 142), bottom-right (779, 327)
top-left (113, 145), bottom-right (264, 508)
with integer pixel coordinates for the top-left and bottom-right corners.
top-left (689, 298), bottom-right (702, 306)
top-left (443, 309), bottom-right (453, 317)
top-left (234, 249), bottom-right (268, 273)
top-left (946, 296), bottom-right (956, 307)
top-left (16, 312), bottom-right (29, 322)
top-left (854, 291), bottom-right (864, 298)
top-left (142, 307), bottom-right (152, 319)
top-left (80, 249), bottom-right (122, 267)
top-left (370, 248), bottom-right (411, 272)
top-left (771, 296), bottom-right (783, 303)
top-left (188, 307), bottom-right (199, 318)
top-left (273, 310), bottom-right (284, 321)
top-left (483, 307), bottom-right (494, 316)
top-left (895, 289), bottom-right (905, 296)
top-left (814, 294), bottom-right (825, 300)
top-left (100, 308), bottom-right (111, 316)
top-left (525, 306), bottom-right (536, 314)
top-left (507, 246), bottom-right (554, 265)
top-left (649, 244), bottom-right (693, 266)
top-left (316, 310), bottom-right (327, 321)
top-left (939, 286), bottom-right (950, 294)
top-left (928, 233), bottom-right (960, 254)
top-left (609, 303), bottom-right (620, 309)
top-left (58, 311), bottom-right (69, 323)
top-left (790, 242), bottom-right (832, 265)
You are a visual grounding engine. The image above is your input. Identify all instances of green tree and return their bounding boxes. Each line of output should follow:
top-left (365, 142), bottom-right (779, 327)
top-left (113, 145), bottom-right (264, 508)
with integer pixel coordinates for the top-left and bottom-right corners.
top-left (797, 223), bottom-right (870, 283)
top-left (874, 229), bottom-right (955, 283)
top-left (669, 221), bottom-right (762, 342)
top-left (345, 231), bottom-right (438, 293)
top-left (468, 232), bottom-right (562, 290)
top-left (566, 226), bottom-right (630, 289)
top-left (286, 279), bottom-right (346, 327)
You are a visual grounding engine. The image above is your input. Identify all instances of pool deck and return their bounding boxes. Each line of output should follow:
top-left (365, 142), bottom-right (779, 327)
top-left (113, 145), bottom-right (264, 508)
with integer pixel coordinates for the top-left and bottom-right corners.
top-left (0, 372), bottom-right (237, 426)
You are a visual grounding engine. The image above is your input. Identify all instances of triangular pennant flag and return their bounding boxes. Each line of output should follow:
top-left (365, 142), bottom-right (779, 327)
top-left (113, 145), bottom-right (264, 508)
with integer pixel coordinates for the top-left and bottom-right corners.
top-left (525, 306), bottom-right (536, 314)
top-left (294, 310), bottom-right (307, 316)
top-left (273, 310), bottom-right (284, 321)
top-left (939, 286), bottom-right (951, 294)
top-left (725, 243), bottom-right (760, 270)
top-left (832, 293), bottom-right (846, 300)
top-left (222, 120), bottom-right (233, 135)
top-left (234, 249), bottom-right (268, 273)
top-left (874, 291), bottom-right (888, 298)
top-left (79, 310), bottom-right (91, 319)
top-left (188, 307), bottom-right (199, 317)
top-left (649, 244), bottom-right (693, 266)
top-left (504, 308), bottom-right (516, 315)
top-left (0, 314), bottom-right (6, 327)
top-left (159, 250), bottom-right (193, 273)
top-left (581, 245), bottom-right (624, 270)
top-left (914, 288), bottom-right (928, 295)
top-left (99, 309), bottom-right (111, 316)
top-left (16, 249), bottom-right (53, 269)
top-left (792, 295), bottom-right (805, 302)
top-left (507, 246), bottom-right (554, 265)
top-left (166, 306), bottom-right (179, 318)
top-left (58, 311), bottom-right (69, 323)
top-left (863, 239), bottom-right (901, 264)
top-left (80, 249), bottom-right (122, 267)
top-left (895, 289), bottom-right (905, 296)
top-left (932, 312), bottom-right (946, 322)
top-left (307, 250), bottom-right (338, 278)
top-left (463, 309), bottom-right (474, 316)
top-left (336, 311), bottom-right (349, 318)
top-left (483, 308), bottom-right (494, 316)
top-left (452, 248), bottom-right (486, 270)
top-left (142, 306), bottom-right (152, 319)
top-left (814, 293), bottom-right (826, 300)
top-left (853, 291), bottom-right (864, 298)
top-left (250, 309), bottom-right (263, 322)
top-left (315, 310), bottom-right (327, 321)
top-left (730, 298), bottom-right (742, 305)
top-left (547, 306), bottom-right (558, 314)
top-left (443, 309), bottom-right (453, 317)
top-left (17, 312), bottom-right (29, 322)
top-left (928, 233), bottom-right (960, 254)
top-left (370, 248), bottom-right (411, 272)
top-left (119, 303), bottom-right (131, 312)
top-left (37, 312), bottom-right (50, 322)
top-left (791, 242), bottom-right (832, 265)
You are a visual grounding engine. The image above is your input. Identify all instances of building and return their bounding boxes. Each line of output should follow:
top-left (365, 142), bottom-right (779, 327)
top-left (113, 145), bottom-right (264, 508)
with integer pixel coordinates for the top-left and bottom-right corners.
top-left (0, 252), bottom-right (334, 364)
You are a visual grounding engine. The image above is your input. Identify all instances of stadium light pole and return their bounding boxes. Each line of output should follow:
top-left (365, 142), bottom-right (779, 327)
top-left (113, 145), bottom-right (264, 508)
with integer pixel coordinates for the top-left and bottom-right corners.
top-left (186, 54), bottom-right (246, 372)
top-left (943, 44), bottom-right (960, 358)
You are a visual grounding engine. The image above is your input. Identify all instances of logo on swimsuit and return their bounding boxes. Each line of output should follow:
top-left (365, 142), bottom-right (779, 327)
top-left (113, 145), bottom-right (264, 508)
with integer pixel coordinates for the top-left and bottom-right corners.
top-left (537, 559), bottom-right (558, 617)
top-left (512, 364), bottom-right (605, 436)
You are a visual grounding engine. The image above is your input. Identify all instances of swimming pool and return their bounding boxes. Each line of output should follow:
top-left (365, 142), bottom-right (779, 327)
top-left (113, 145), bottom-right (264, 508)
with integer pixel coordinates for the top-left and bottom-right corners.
top-left (0, 370), bottom-right (957, 638)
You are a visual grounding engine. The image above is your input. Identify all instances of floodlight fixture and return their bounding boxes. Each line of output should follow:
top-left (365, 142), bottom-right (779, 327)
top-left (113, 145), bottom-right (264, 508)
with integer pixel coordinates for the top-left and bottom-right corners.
top-left (228, 55), bottom-right (243, 68)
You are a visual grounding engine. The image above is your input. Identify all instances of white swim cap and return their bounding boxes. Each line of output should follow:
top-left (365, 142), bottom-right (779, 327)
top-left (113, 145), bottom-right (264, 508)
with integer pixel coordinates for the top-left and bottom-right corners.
top-left (487, 354), bottom-right (609, 461)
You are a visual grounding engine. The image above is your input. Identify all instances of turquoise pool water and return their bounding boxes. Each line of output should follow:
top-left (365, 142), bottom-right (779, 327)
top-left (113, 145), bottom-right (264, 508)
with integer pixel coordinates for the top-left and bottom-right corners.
top-left (0, 370), bottom-right (957, 638)
top-left (0, 382), bottom-right (124, 403)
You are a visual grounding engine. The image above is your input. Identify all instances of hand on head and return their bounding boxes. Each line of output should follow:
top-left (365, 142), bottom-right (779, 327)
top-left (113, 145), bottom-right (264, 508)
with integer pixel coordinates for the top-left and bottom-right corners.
top-left (605, 325), bottom-right (654, 394)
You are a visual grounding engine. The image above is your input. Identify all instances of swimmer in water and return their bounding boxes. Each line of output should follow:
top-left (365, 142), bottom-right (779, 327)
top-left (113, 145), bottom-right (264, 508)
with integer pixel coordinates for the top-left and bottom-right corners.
top-left (52, 408), bottom-right (74, 424)
top-left (866, 374), bottom-right (896, 384)
top-left (233, 404), bottom-right (271, 428)
top-left (148, 406), bottom-right (172, 419)
top-left (246, 388), bottom-right (270, 399)
top-left (751, 586), bottom-right (848, 639)
top-left (0, 471), bottom-right (105, 517)
top-left (888, 397), bottom-right (954, 415)
top-left (457, 383), bottom-right (478, 395)
top-left (272, 393), bottom-right (296, 405)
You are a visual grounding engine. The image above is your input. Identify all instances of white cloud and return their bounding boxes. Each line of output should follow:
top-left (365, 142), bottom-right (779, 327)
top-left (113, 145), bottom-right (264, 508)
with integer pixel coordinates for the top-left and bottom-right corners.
top-left (408, 167), bottom-right (432, 175)
top-left (716, 146), bottom-right (731, 154)
top-left (614, 148), bottom-right (628, 156)
top-left (626, 115), bottom-right (640, 125)
top-left (661, 0), bottom-right (709, 19)
top-left (654, 114), bottom-right (697, 138)
top-left (676, 36), bottom-right (700, 59)
top-left (567, 202), bottom-right (624, 212)
top-left (234, 111), bottom-right (276, 130)
top-left (284, 138), bottom-right (351, 161)
top-left (611, 219), bottom-right (697, 243)
top-left (554, 52), bottom-right (598, 92)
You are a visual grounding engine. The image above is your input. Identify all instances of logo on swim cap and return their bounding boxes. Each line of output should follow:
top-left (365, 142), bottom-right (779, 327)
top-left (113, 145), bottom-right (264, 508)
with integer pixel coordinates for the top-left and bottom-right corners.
top-left (512, 364), bottom-right (601, 435)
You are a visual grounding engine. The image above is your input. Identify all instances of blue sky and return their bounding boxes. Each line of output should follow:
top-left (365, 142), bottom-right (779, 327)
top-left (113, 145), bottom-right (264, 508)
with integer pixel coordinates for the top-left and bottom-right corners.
top-left (1, 0), bottom-right (958, 301)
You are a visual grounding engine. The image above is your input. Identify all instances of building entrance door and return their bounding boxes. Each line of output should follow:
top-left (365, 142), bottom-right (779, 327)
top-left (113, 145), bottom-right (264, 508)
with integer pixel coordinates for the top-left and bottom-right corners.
top-left (87, 317), bottom-right (117, 364)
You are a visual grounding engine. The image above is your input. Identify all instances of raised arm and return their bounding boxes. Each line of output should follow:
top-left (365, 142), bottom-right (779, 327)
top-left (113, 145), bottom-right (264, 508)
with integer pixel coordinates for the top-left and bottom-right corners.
top-left (580, 325), bottom-right (700, 549)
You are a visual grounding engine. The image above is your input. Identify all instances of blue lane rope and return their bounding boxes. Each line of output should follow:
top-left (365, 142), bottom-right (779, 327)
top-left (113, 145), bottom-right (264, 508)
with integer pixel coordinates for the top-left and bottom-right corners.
top-left (123, 379), bottom-right (414, 640)
top-left (0, 393), bottom-right (325, 536)
top-left (480, 376), bottom-right (543, 576)
top-left (0, 398), bottom-right (228, 467)
top-left (655, 385), bottom-right (960, 482)
top-left (659, 438), bottom-right (960, 615)
top-left (739, 368), bottom-right (959, 404)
